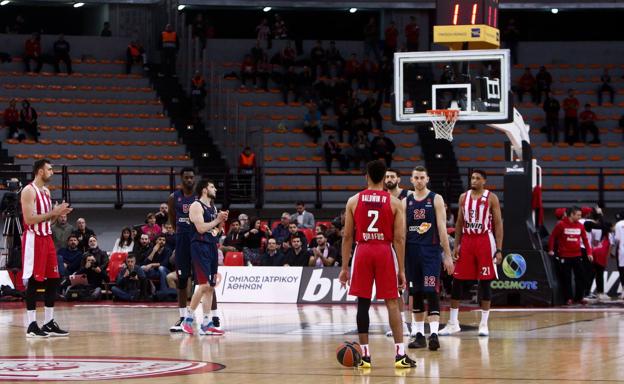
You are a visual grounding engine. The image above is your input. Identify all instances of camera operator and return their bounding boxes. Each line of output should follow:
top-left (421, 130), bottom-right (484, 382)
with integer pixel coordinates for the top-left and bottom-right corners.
top-left (74, 255), bottom-right (108, 300)
top-left (111, 254), bottom-right (147, 301)
top-left (1, 178), bottom-right (23, 269)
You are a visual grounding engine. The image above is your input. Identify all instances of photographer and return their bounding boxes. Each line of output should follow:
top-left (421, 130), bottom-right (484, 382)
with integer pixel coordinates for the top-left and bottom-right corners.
top-left (69, 255), bottom-right (108, 300)
top-left (111, 254), bottom-right (147, 301)
top-left (0, 178), bottom-right (23, 269)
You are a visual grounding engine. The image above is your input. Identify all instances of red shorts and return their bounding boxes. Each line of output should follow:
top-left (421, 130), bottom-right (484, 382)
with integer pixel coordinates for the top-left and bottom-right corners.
top-left (22, 232), bottom-right (59, 282)
top-left (453, 232), bottom-right (498, 281)
top-left (349, 242), bottom-right (399, 300)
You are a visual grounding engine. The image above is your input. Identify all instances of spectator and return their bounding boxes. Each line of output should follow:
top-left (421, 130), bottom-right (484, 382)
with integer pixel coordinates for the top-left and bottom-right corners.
top-left (363, 93), bottom-right (382, 131)
top-left (503, 19), bottom-right (520, 65)
top-left (140, 235), bottom-right (170, 290)
top-left (362, 17), bottom-right (381, 63)
top-left (255, 53), bottom-right (271, 91)
top-left (309, 232), bottom-right (339, 267)
top-left (84, 235), bottom-right (109, 270)
top-left (3, 99), bottom-right (20, 140)
top-left (72, 217), bottom-right (95, 253)
top-left (562, 89), bottom-right (580, 144)
top-left (162, 222), bottom-right (176, 252)
top-left (242, 218), bottom-right (270, 265)
top-left (240, 54), bottom-right (256, 88)
top-left (310, 40), bottom-right (327, 79)
top-left (535, 66), bottom-right (552, 104)
top-left (308, 223), bottom-right (327, 248)
top-left (284, 237), bottom-right (311, 266)
top-left (190, 70), bottom-right (207, 113)
top-left (112, 227), bottom-right (134, 254)
top-left (111, 255), bottom-right (148, 301)
top-left (159, 23), bottom-right (179, 77)
top-left (291, 201), bottom-right (315, 229)
top-left (516, 67), bottom-right (537, 104)
top-left (74, 254), bottom-right (108, 300)
top-left (238, 213), bottom-right (250, 231)
top-left (323, 135), bottom-right (347, 173)
top-left (53, 34), bottom-right (72, 74)
top-left (370, 131), bottom-right (396, 167)
top-left (134, 233), bottom-right (152, 264)
top-left (405, 16), bottom-right (420, 52)
top-left (126, 40), bottom-right (146, 74)
top-left (57, 235), bottom-right (83, 277)
top-left (273, 14), bottom-right (288, 39)
top-left (337, 103), bottom-right (352, 143)
top-left (256, 18), bottom-right (271, 49)
top-left (280, 41), bottom-right (296, 68)
top-left (51, 213), bottom-right (73, 251)
top-left (597, 68), bottom-right (615, 106)
top-left (384, 21), bottom-right (399, 59)
top-left (239, 146), bottom-right (256, 173)
top-left (100, 22), bottom-right (112, 37)
top-left (579, 104), bottom-right (600, 144)
top-left (220, 219), bottom-right (244, 253)
top-left (543, 92), bottom-right (560, 143)
top-left (141, 213), bottom-right (162, 242)
top-left (155, 202), bottom-right (169, 226)
top-left (261, 238), bottom-right (285, 266)
top-left (303, 103), bottom-right (322, 143)
top-left (326, 221), bottom-right (342, 245)
top-left (23, 32), bottom-right (42, 73)
top-left (297, 66), bottom-right (315, 102)
top-left (272, 212), bottom-right (292, 243)
top-left (548, 206), bottom-right (593, 305)
top-left (346, 129), bottom-right (371, 170)
top-left (19, 99), bottom-right (38, 142)
top-left (281, 66), bottom-right (298, 103)
top-left (283, 222), bottom-right (308, 251)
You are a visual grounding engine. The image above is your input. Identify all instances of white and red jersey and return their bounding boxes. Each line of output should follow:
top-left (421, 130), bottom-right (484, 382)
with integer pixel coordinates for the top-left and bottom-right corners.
top-left (23, 183), bottom-right (52, 236)
top-left (461, 189), bottom-right (492, 235)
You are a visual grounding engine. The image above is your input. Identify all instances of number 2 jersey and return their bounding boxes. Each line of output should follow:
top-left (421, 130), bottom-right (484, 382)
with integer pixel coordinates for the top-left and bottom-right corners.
top-left (354, 189), bottom-right (394, 244)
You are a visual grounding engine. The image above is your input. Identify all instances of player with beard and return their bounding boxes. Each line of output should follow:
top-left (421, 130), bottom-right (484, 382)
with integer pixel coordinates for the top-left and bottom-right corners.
top-left (439, 169), bottom-right (503, 337)
top-left (405, 166), bottom-right (454, 350)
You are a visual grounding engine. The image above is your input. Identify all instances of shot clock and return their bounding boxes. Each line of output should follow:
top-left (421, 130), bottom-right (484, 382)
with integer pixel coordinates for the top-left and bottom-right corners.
top-left (436, 0), bottom-right (499, 27)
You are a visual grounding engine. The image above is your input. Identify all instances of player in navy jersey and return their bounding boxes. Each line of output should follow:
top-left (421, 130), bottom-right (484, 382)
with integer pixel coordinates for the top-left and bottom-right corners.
top-left (404, 166), bottom-right (454, 351)
top-left (182, 178), bottom-right (228, 335)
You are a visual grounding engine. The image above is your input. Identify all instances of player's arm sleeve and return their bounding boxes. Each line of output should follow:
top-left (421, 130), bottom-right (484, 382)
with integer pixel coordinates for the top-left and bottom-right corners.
top-left (167, 193), bottom-right (176, 230)
top-left (434, 195), bottom-right (452, 257)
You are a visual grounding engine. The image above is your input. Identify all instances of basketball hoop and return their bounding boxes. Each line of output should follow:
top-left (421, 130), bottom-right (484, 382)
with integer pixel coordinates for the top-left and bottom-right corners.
top-left (427, 109), bottom-right (459, 141)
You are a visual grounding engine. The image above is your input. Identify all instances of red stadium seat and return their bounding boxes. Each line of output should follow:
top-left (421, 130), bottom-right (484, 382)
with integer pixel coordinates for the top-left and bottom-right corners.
top-left (224, 252), bottom-right (244, 266)
top-left (107, 252), bottom-right (128, 282)
top-left (301, 228), bottom-right (315, 243)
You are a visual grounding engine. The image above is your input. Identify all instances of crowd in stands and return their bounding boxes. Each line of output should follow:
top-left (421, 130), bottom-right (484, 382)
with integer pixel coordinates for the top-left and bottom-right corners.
top-left (3, 99), bottom-right (39, 141)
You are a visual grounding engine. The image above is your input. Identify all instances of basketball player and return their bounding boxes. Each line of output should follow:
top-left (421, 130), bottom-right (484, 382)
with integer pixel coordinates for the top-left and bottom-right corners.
top-left (384, 168), bottom-right (410, 337)
top-left (182, 178), bottom-right (227, 335)
top-left (404, 166), bottom-right (454, 351)
top-left (339, 160), bottom-right (416, 368)
top-left (168, 168), bottom-right (224, 332)
top-left (21, 159), bottom-right (72, 338)
top-left (439, 169), bottom-right (503, 337)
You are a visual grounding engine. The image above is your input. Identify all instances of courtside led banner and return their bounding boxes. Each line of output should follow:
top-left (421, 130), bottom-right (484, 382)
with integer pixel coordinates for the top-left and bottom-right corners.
top-left (216, 266), bottom-right (302, 303)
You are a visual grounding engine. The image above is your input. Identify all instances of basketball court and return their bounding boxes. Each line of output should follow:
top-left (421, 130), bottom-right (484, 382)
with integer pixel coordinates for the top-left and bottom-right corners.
top-left (1, 302), bottom-right (624, 383)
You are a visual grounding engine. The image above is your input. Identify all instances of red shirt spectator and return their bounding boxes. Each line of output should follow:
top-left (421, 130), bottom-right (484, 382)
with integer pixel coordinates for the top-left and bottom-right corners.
top-left (519, 69), bottom-right (536, 91)
top-left (579, 108), bottom-right (596, 123)
top-left (141, 213), bottom-right (162, 242)
top-left (385, 22), bottom-right (399, 50)
top-left (405, 16), bottom-right (420, 50)
top-left (548, 216), bottom-right (592, 258)
top-left (562, 92), bottom-right (579, 118)
top-left (24, 36), bottom-right (41, 57)
top-left (4, 101), bottom-right (19, 124)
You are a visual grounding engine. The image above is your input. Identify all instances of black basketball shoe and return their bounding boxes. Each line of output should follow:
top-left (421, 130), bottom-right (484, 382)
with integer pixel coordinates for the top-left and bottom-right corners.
top-left (408, 333), bottom-right (427, 349)
top-left (212, 316), bottom-right (221, 330)
top-left (26, 322), bottom-right (48, 339)
top-left (358, 355), bottom-right (372, 368)
top-left (170, 317), bottom-right (184, 332)
top-left (395, 354), bottom-right (417, 368)
top-left (42, 320), bottom-right (69, 337)
top-left (428, 333), bottom-right (440, 351)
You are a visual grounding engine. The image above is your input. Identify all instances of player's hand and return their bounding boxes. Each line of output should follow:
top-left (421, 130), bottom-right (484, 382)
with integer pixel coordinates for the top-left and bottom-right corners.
top-left (217, 210), bottom-right (228, 222)
top-left (397, 272), bottom-right (406, 290)
top-left (124, 269), bottom-right (129, 277)
top-left (338, 268), bottom-right (350, 288)
top-left (53, 200), bottom-right (73, 216)
top-left (443, 255), bottom-right (455, 275)
top-left (452, 247), bottom-right (460, 262)
top-left (494, 251), bottom-right (503, 265)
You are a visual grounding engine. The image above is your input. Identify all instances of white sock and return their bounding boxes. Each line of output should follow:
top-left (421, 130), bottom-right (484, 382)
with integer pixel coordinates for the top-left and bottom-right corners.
top-left (179, 308), bottom-right (186, 317)
top-left (430, 321), bottom-right (439, 335)
top-left (44, 307), bottom-right (54, 324)
top-left (449, 307), bottom-right (459, 324)
top-left (481, 310), bottom-right (490, 326)
top-left (210, 309), bottom-right (220, 318)
top-left (395, 343), bottom-right (405, 356)
top-left (185, 307), bottom-right (194, 320)
top-left (202, 315), bottom-right (210, 325)
top-left (361, 344), bottom-right (370, 357)
top-left (27, 310), bottom-right (36, 324)
top-left (415, 321), bottom-right (425, 335)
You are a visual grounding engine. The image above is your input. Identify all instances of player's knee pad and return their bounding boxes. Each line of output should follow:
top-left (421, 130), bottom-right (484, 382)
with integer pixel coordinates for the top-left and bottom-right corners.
top-left (425, 292), bottom-right (440, 316)
top-left (451, 279), bottom-right (463, 300)
top-left (479, 282), bottom-right (492, 301)
top-left (411, 291), bottom-right (425, 313)
top-left (356, 298), bottom-right (371, 334)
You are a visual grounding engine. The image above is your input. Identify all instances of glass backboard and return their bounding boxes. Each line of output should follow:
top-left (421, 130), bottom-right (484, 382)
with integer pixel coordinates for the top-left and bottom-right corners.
top-left (394, 49), bottom-right (511, 124)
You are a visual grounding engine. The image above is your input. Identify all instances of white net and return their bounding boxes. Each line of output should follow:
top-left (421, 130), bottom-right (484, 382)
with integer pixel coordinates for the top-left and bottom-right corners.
top-left (427, 109), bottom-right (459, 141)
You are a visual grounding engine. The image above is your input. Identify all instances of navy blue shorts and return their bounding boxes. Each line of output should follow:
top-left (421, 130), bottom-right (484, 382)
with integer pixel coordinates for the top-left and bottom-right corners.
top-left (175, 232), bottom-right (193, 286)
top-left (405, 243), bottom-right (442, 293)
top-left (191, 241), bottom-right (218, 286)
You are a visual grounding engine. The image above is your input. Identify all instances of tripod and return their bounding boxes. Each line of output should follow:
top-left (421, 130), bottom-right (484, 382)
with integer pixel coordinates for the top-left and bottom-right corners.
top-left (1, 213), bottom-right (22, 270)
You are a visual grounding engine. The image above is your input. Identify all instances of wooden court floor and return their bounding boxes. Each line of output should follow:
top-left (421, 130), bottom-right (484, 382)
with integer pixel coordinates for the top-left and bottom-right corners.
top-left (1, 302), bottom-right (624, 383)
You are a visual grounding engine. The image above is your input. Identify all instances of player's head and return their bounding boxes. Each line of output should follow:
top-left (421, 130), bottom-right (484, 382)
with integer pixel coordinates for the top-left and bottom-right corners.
top-left (195, 178), bottom-right (216, 199)
top-left (179, 167), bottom-right (195, 190)
top-left (567, 206), bottom-right (582, 222)
top-left (33, 158), bottom-right (53, 182)
top-left (470, 169), bottom-right (487, 191)
top-left (366, 160), bottom-right (387, 186)
top-left (384, 168), bottom-right (401, 191)
top-left (411, 166), bottom-right (429, 191)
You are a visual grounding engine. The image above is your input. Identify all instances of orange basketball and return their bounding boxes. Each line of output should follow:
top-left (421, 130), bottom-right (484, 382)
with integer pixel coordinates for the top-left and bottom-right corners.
top-left (336, 341), bottom-right (362, 367)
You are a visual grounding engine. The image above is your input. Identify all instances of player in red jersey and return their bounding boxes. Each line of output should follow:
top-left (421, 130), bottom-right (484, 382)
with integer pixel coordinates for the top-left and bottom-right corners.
top-left (439, 169), bottom-right (503, 337)
top-left (339, 160), bottom-right (416, 369)
top-left (20, 159), bottom-right (73, 338)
